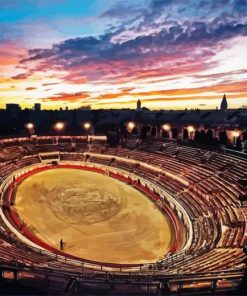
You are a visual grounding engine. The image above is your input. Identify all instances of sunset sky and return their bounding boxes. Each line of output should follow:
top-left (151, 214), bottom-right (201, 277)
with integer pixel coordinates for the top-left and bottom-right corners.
top-left (0, 0), bottom-right (247, 110)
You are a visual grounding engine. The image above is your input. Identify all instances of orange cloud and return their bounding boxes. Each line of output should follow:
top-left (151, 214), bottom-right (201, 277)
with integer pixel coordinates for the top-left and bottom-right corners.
top-left (42, 92), bottom-right (90, 102)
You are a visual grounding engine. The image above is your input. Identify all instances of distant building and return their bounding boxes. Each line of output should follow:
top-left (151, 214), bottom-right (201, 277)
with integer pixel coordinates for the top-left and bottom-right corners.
top-left (6, 103), bottom-right (21, 112)
top-left (220, 94), bottom-right (228, 112)
top-left (137, 99), bottom-right (141, 110)
top-left (79, 105), bottom-right (91, 110)
top-left (34, 103), bottom-right (41, 111)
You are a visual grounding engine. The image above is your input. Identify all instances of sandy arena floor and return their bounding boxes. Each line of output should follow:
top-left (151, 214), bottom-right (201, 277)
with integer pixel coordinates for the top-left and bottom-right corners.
top-left (14, 168), bottom-right (174, 264)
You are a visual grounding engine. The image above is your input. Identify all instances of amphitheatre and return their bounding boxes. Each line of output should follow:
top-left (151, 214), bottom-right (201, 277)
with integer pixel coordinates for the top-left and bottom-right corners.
top-left (0, 134), bottom-right (246, 295)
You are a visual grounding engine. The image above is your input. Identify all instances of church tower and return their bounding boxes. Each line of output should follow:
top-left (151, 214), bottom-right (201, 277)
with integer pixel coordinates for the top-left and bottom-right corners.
top-left (137, 99), bottom-right (141, 110)
top-left (220, 94), bottom-right (228, 112)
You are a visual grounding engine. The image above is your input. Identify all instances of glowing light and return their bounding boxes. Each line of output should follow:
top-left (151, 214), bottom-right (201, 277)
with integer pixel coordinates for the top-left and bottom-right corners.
top-left (187, 126), bottom-right (195, 133)
top-left (54, 122), bottom-right (65, 131)
top-left (26, 122), bottom-right (34, 130)
top-left (162, 124), bottom-right (171, 131)
top-left (83, 122), bottom-right (91, 130)
top-left (232, 130), bottom-right (240, 138)
top-left (127, 122), bottom-right (135, 130)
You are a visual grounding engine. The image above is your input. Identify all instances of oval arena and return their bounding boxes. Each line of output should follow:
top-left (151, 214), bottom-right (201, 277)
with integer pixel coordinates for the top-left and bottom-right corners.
top-left (0, 135), bottom-right (246, 295)
top-left (12, 166), bottom-right (176, 264)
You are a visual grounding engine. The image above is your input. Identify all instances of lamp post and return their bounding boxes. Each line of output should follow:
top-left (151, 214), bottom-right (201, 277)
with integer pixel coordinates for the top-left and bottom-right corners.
top-left (127, 122), bottom-right (135, 134)
top-left (162, 124), bottom-right (171, 139)
top-left (187, 125), bottom-right (195, 140)
top-left (83, 122), bottom-right (91, 131)
top-left (54, 122), bottom-right (65, 133)
top-left (127, 122), bottom-right (135, 130)
top-left (25, 122), bottom-right (35, 135)
top-left (54, 122), bottom-right (65, 144)
top-left (232, 130), bottom-right (240, 147)
top-left (83, 122), bottom-right (92, 140)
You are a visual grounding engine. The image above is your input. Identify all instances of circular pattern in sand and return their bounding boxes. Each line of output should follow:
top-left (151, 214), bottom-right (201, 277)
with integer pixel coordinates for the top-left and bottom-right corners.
top-left (14, 168), bottom-right (174, 264)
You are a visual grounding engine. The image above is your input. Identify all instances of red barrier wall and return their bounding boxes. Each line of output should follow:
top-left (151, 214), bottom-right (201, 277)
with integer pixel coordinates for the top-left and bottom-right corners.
top-left (5, 163), bottom-right (179, 267)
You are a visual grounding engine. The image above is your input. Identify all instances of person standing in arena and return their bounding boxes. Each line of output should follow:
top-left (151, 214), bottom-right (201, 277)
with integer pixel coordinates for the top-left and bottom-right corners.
top-left (60, 239), bottom-right (64, 251)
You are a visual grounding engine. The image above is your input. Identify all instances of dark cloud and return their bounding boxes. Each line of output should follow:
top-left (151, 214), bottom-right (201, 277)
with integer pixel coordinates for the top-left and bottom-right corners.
top-left (23, 48), bottom-right (57, 62)
top-left (233, 0), bottom-right (247, 12)
top-left (101, 1), bottom-right (144, 19)
top-left (151, 0), bottom-right (179, 9)
top-left (11, 73), bottom-right (30, 80)
top-left (25, 87), bottom-right (36, 90)
top-left (17, 0), bottom-right (247, 85)
top-left (42, 82), bottom-right (59, 86)
top-left (197, 0), bottom-right (232, 9)
top-left (22, 17), bottom-right (247, 66)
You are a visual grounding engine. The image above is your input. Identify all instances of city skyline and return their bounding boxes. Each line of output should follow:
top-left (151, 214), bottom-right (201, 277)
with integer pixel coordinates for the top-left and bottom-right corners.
top-left (1, 94), bottom-right (233, 111)
top-left (1, 0), bottom-right (247, 110)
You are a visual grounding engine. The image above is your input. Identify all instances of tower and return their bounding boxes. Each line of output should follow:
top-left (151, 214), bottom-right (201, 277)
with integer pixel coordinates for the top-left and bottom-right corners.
top-left (34, 103), bottom-right (41, 111)
top-left (220, 94), bottom-right (228, 112)
top-left (137, 99), bottom-right (141, 110)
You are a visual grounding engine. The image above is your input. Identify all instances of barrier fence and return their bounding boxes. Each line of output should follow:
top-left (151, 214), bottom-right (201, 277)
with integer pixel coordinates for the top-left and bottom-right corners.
top-left (3, 163), bottom-right (180, 273)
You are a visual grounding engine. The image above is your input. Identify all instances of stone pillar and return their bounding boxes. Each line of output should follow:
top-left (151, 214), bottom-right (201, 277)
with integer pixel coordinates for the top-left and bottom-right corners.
top-left (179, 127), bottom-right (184, 140)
